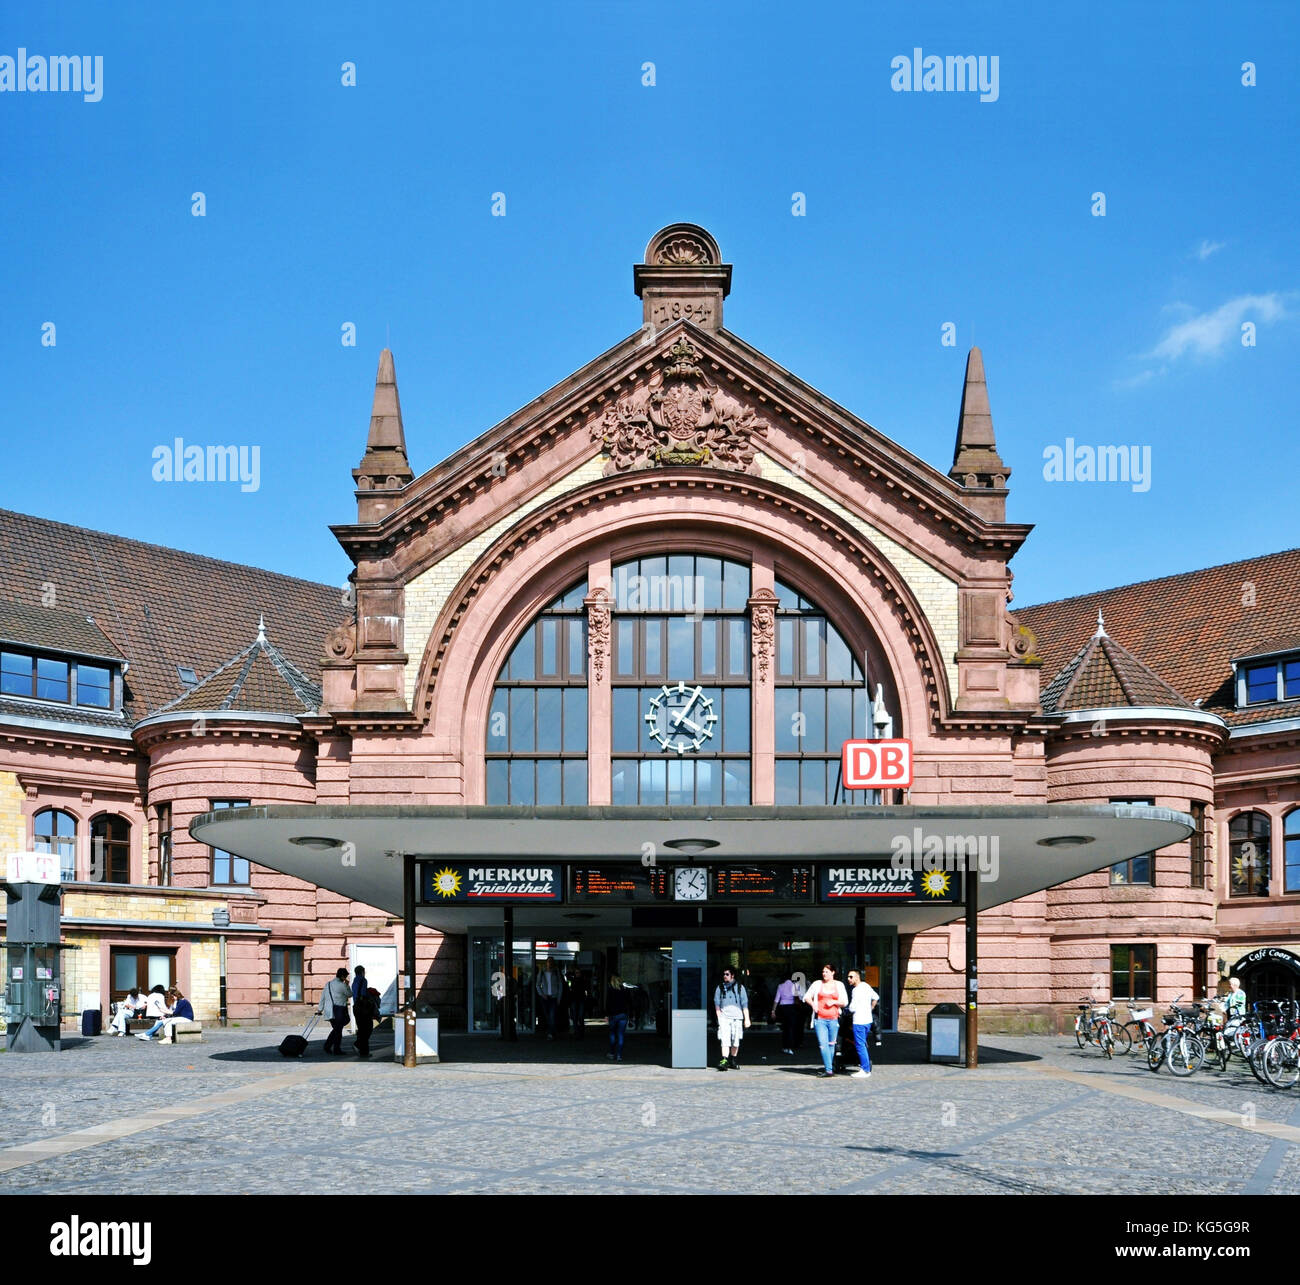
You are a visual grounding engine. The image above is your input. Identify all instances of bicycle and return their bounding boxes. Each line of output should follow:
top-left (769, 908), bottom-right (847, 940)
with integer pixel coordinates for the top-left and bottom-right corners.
top-left (1115, 1004), bottom-right (1159, 1056)
top-left (1074, 1000), bottom-right (1127, 1057)
top-left (1147, 1001), bottom-right (1205, 1076)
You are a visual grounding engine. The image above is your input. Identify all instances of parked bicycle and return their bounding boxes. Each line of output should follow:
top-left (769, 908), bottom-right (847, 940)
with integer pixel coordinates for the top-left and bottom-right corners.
top-left (1074, 999), bottom-right (1127, 1058)
top-left (1146, 998), bottom-right (1205, 1076)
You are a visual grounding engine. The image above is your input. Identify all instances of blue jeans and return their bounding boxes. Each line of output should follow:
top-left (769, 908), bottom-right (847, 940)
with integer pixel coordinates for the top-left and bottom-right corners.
top-left (142, 1019), bottom-right (165, 1038)
top-left (814, 1017), bottom-right (840, 1073)
top-left (852, 1022), bottom-right (872, 1072)
top-left (608, 1013), bottom-right (627, 1057)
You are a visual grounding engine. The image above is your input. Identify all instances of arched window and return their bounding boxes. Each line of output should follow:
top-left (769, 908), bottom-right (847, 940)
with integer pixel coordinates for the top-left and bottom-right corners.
top-left (1285, 809), bottom-right (1300, 895)
top-left (90, 814), bottom-right (131, 885)
top-left (1228, 811), bottom-right (1270, 897)
top-left (610, 555), bottom-right (750, 805)
top-left (773, 579), bottom-right (872, 804)
top-left (33, 808), bottom-right (77, 882)
top-left (485, 579), bottom-right (588, 805)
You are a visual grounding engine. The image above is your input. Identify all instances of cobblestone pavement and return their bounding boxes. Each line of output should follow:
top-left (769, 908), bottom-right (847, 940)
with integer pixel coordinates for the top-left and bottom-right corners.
top-left (2, 1025), bottom-right (1298, 1195)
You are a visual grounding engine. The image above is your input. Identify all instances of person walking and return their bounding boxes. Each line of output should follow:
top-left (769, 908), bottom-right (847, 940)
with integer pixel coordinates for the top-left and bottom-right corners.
top-left (536, 959), bottom-right (561, 1040)
top-left (714, 966), bottom-right (750, 1070)
top-left (606, 974), bottom-right (628, 1062)
top-left (353, 985), bottom-right (379, 1059)
top-left (804, 964), bottom-right (849, 1078)
top-left (771, 971), bottom-right (804, 1054)
top-left (318, 967), bottom-right (352, 1055)
top-left (846, 969), bottom-right (880, 1078)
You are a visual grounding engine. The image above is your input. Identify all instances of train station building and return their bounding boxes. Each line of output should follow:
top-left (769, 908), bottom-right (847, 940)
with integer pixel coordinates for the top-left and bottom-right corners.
top-left (2, 225), bottom-right (1298, 1039)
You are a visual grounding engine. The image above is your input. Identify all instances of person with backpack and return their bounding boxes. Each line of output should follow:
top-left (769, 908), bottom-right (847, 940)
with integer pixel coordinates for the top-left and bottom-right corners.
top-left (353, 985), bottom-right (380, 1059)
top-left (713, 966), bottom-right (750, 1071)
top-left (804, 964), bottom-right (849, 1078)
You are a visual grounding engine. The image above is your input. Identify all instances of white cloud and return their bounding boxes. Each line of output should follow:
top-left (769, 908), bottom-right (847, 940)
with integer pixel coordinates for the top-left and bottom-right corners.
top-left (1193, 238), bottom-right (1226, 261)
top-left (1148, 293), bottom-right (1288, 362)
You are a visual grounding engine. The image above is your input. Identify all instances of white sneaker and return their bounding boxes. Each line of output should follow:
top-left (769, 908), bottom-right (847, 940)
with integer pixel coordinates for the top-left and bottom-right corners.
top-left (850, 1069), bottom-right (870, 1078)
top-left (135, 1033), bottom-right (151, 1041)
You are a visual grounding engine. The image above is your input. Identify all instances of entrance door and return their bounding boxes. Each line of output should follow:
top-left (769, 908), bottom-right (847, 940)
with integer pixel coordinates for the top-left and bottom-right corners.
top-left (469, 936), bottom-right (537, 1033)
top-left (352, 944), bottom-right (398, 1016)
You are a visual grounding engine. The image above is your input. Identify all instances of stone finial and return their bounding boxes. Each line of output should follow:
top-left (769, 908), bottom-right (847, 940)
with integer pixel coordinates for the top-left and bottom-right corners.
top-left (257, 613), bottom-right (266, 644)
top-left (1095, 609), bottom-right (1107, 638)
top-left (949, 347), bottom-right (1011, 521)
top-left (353, 348), bottom-right (414, 495)
top-left (634, 223), bottom-right (731, 334)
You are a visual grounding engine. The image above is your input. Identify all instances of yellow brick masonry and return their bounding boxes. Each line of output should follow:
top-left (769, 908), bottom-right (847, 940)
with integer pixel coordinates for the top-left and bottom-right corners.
top-left (754, 453), bottom-right (960, 697)
top-left (0, 769), bottom-right (27, 923)
top-left (402, 455), bottom-right (607, 703)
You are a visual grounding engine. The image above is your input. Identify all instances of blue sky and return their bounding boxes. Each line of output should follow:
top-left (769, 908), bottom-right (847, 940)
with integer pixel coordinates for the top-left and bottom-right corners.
top-left (2, 2), bottom-right (1296, 609)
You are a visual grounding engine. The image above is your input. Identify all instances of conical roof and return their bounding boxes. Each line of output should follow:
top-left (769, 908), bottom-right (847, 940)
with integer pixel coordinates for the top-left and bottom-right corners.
top-left (149, 617), bottom-right (321, 717)
top-left (1040, 613), bottom-right (1196, 713)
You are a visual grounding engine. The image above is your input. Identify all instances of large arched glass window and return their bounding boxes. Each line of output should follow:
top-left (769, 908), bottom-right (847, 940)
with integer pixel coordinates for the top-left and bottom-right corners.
top-left (33, 808), bottom-right (77, 882)
top-left (486, 579), bottom-right (588, 804)
top-left (1228, 811), bottom-right (1270, 897)
top-left (611, 555), bottom-right (751, 805)
top-left (90, 814), bottom-right (131, 885)
top-left (773, 579), bottom-right (871, 804)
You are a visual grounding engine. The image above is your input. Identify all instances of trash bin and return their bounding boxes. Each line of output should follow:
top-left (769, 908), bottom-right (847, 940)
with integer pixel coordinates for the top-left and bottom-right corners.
top-left (927, 1003), bottom-right (964, 1064)
top-left (80, 1008), bottom-right (102, 1037)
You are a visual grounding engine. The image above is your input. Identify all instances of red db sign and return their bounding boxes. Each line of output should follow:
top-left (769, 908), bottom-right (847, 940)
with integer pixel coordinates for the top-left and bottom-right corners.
top-left (841, 739), bottom-right (912, 789)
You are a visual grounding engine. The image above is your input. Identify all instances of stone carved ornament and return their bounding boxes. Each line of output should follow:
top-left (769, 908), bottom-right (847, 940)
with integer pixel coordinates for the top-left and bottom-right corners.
top-left (595, 339), bottom-right (768, 473)
top-left (324, 621), bottom-right (357, 661)
top-left (584, 588), bottom-right (612, 682)
top-left (748, 589), bottom-right (779, 682)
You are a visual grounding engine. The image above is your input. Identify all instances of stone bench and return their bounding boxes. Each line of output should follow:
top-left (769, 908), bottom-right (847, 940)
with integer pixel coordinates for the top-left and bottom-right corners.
top-left (162, 1020), bottom-right (202, 1044)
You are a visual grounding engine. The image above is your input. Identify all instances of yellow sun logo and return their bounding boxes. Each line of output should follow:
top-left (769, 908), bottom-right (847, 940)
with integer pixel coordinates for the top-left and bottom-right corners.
top-left (431, 867), bottom-right (462, 899)
top-left (920, 870), bottom-right (951, 898)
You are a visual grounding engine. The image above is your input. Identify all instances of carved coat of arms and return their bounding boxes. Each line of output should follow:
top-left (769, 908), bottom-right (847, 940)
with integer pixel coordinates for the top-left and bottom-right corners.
top-left (595, 339), bottom-right (767, 472)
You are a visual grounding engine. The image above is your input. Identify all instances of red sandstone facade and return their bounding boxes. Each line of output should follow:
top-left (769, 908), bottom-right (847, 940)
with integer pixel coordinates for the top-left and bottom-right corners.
top-left (2, 225), bottom-right (1296, 1031)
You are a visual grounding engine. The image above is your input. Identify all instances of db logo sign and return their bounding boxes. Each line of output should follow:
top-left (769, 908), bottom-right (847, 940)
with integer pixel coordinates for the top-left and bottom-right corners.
top-left (841, 739), bottom-right (912, 789)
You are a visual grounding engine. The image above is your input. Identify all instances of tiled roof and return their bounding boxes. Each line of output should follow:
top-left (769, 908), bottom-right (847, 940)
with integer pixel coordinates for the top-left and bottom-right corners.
top-left (1039, 621), bottom-right (1195, 713)
top-left (0, 695), bottom-right (130, 734)
top-left (149, 619), bottom-right (321, 718)
top-left (0, 510), bottom-right (342, 722)
top-left (0, 600), bottom-right (125, 660)
top-left (1018, 548), bottom-right (1300, 728)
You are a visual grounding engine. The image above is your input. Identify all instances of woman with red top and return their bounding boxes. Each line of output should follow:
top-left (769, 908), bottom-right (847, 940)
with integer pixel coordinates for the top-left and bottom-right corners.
top-left (804, 964), bottom-right (849, 1077)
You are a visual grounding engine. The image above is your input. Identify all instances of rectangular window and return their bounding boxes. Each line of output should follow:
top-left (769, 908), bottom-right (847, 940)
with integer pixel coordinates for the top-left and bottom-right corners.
top-left (1111, 944), bottom-right (1154, 1000)
top-left (1189, 802), bottom-right (1208, 888)
top-left (1192, 944), bottom-right (1210, 1000)
top-left (1109, 799), bottom-right (1155, 885)
top-left (109, 948), bottom-right (176, 1002)
top-left (35, 657), bottom-right (69, 702)
top-left (157, 803), bottom-right (173, 887)
top-left (209, 800), bottom-right (251, 885)
top-left (1286, 659), bottom-right (1300, 700)
top-left (1245, 662), bottom-right (1277, 704)
top-left (0, 651), bottom-right (31, 696)
top-left (76, 664), bottom-right (112, 708)
top-left (269, 947), bottom-right (305, 1003)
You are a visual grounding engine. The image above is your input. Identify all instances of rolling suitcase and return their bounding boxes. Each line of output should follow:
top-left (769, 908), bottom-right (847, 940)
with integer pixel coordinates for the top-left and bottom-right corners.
top-left (278, 1012), bottom-right (321, 1058)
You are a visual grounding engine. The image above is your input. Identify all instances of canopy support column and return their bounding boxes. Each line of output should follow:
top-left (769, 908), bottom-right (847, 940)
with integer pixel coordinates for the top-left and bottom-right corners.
top-left (503, 905), bottom-right (517, 1042)
top-left (965, 861), bottom-right (978, 1069)
top-left (402, 852), bottom-right (417, 1068)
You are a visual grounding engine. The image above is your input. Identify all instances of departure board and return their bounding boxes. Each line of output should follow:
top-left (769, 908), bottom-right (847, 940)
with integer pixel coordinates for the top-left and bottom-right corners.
top-left (569, 866), bottom-right (671, 902)
top-left (709, 866), bottom-right (813, 902)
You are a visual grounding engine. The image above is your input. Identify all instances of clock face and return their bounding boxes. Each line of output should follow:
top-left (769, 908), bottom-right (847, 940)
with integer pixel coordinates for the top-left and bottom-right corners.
top-left (674, 866), bottom-right (708, 902)
top-left (645, 682), bottom-right (718, 754)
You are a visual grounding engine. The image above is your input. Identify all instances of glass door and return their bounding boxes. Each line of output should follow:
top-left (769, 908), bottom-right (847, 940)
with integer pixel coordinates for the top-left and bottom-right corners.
top-left (469, 936), bottom-right (537, 1033)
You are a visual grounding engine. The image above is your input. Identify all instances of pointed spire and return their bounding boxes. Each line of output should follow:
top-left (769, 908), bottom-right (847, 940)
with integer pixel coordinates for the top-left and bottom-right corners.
top-left (949, 347), bottom-right (1010, 520)
top-left (1095, 610), bottom-right (1107, 638)
top-left (353, 348), bottom-right (414, 494)
top-left (257, 613), bottom-right (266, 644)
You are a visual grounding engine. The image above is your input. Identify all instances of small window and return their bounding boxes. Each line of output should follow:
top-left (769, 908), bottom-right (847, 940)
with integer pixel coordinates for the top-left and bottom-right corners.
top-left (209, 800), bottom-right (252, 885)
top-left (1229, 811), bottom-right (1271, 897)
top-left (1286, 660), bottom-right (1300, 700)
top-left (270, 947), bottom-right (304, 1002)
top-left (90, 814), bottom-right (131, 884)
top-left (1, 651), bottom-right (32, 697)
top-left (157, 803), bottom-right (173, 887)
top-left (1285, 809), bottom-right (1300, 895)
top-left (1109, 799), bottom-right (1155, 886)
top-left (177, 665), bottom-right (198, 687)
top-left (1111, 944), bottom-right (1154, 1000)
top-left (77, 664), bottom-right (112, 708)
top-left (33, 808), bottom-right (77, 882)
top-left (1245, 663), bottom-right (1277, 704)
top-left (1189, 802), bottom-right (1209, 888)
